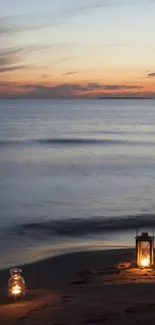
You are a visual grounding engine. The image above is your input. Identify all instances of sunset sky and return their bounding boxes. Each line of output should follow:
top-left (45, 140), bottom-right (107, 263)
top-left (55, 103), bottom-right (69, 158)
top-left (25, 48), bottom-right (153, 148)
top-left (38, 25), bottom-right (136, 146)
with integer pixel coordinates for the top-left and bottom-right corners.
top-left (0, 0), bottom-right (155, 98)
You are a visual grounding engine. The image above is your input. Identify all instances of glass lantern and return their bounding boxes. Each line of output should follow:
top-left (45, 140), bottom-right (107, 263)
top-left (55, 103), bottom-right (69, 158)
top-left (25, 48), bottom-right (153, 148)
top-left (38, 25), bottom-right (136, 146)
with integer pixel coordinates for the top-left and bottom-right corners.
top-left (8, 268), bottom-right (26, 299)
top-left (136, 232), bottom-right (154, 268)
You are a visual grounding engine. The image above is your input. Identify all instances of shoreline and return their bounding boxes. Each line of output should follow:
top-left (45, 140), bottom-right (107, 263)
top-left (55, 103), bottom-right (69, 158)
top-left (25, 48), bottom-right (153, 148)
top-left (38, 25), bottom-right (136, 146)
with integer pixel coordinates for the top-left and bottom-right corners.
top-left (0, 230), bottom-right (135, 271)
top-left (0, 248), bottom-right (135, 299)
top-left (0, 247), bottom-right (135, 284)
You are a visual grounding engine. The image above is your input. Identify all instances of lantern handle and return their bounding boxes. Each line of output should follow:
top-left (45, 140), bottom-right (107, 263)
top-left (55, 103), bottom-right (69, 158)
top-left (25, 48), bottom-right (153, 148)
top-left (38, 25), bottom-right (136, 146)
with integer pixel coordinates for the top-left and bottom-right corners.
top-left (136, 227), bottom-right (138, 237)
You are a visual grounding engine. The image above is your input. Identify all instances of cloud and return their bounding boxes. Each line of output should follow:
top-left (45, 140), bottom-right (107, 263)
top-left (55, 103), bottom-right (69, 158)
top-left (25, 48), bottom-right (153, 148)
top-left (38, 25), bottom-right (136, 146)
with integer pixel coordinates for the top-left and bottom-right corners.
top-left (0, 65), bottom-right (26, 73)
top-left (0, 3), bottom-right (111, 38)
top-left (53, 56), bottom-right (77, 64)
top-left (103, 84), bottom-right (142, 90)
top-left (0, 0), bottom-right (144, 40)
top-left (0, 15), bottom-right (54, 36)
top-left (65, 1), bottom-right (109, 15)
top-left (0, 43), bottom-right (75, 75)
top-left (62, 71), bottom-right (78, 76)
top-left (0, 16), bottom-right (76, 75)
top-left (0, 0), bottom-right (153, 38)
top-left (147, 72), bottom-right (155, 78)
top-left (0, 19), bottom-right (71, 75)
top-left (0, 47), bottom-right (26, 74)
top-left (0, 82), bottom-right (146, 99)
top-left (26, 84), bottom-right (84, 97)
top-left (86, 83), bottom-right (103, 89)
top-left (0, 17), bottom-right (13, 35)
top-left (0, 48), bottom-right (22, 64)
top-left (64, 0), bottom-right (154, 17)
top-left (0, 18), bottom-right (27, 74)
top-left (41, 74), bottom-right (50, 79)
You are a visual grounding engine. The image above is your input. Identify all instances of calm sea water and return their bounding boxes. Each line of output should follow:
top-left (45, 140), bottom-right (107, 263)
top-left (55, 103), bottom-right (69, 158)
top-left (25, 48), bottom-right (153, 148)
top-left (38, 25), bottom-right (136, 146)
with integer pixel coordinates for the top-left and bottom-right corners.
top-left (0, 99), bottom-right (155, 268)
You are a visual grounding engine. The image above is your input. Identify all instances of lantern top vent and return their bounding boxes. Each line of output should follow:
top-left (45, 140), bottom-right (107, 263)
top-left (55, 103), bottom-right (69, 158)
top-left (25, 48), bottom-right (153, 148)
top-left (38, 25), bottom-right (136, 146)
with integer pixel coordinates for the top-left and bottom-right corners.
top-left (142, 232), bottom-right (148, 236)
top-left (136, 232), bottom-right (153, 241)
top-left (10, 268), bottom-right (22, 277)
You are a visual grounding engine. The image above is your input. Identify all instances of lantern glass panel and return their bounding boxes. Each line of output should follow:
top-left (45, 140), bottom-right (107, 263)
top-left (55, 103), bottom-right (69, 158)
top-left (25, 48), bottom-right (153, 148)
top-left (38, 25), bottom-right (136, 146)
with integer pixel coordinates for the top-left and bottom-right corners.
top-left (137, 241), bottom-right (150, 267)
top-left (8, 268), bottom-right (26, 298)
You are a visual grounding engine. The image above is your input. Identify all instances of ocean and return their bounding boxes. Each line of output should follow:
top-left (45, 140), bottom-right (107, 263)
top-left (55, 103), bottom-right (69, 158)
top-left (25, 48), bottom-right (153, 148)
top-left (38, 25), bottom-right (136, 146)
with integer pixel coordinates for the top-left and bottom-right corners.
top-left (0, 98), bottom-right (155, 269)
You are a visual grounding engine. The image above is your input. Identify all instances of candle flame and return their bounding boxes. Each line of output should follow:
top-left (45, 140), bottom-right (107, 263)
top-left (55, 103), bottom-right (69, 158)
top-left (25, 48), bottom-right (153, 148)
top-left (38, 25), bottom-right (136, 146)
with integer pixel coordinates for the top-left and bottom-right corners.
top-left (12, 285), bottom-right (21, 295)
top-left (141, 257), bottom-right (150, 267)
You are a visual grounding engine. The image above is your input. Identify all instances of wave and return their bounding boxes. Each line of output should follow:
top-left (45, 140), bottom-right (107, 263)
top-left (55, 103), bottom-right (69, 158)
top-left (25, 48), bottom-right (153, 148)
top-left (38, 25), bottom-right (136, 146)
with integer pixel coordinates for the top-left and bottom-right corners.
top-left (11, 214), bottom-right (155, 238)
top-left (0, 137), bottom-right (155, 147)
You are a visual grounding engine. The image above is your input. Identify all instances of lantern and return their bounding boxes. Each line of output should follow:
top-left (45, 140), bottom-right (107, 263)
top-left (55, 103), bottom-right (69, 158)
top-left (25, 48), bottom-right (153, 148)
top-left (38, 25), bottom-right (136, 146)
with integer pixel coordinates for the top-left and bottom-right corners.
top-left (136, 232), bottom-right (154, 268)
top-left (8, 268), bottom-right (26, 299)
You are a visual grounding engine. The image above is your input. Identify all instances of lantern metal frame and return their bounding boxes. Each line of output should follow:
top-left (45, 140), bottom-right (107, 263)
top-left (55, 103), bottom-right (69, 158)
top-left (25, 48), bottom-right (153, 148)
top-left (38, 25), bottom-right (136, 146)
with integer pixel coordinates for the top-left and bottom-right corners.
top-left (136, 231), bottom-right (154, 267)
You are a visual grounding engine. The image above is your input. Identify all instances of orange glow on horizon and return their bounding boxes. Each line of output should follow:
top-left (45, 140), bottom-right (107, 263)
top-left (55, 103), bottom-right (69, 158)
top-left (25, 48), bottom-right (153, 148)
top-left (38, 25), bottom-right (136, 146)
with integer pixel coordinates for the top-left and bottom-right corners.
top-left (1, 68), bottom-right (155, 98)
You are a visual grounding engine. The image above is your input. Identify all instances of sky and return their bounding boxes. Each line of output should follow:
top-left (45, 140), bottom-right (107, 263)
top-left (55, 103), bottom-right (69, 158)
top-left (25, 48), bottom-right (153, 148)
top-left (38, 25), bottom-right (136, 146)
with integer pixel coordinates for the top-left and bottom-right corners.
top-left (0, 0), bottom-right (155, 98)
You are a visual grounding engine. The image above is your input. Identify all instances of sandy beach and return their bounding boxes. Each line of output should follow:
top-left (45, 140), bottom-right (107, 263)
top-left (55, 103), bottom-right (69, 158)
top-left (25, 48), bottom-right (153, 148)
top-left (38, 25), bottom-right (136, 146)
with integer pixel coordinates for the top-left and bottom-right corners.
top-left (0, 248), bottom-right (155, 324)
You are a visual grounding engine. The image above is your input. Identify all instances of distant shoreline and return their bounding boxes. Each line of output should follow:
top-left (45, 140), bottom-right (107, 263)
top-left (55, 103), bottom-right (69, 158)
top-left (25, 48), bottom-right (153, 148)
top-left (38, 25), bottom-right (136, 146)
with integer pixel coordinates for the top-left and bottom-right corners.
top-left (98, 97), bottom-right (154, 100)
top-left (0, 97), bottom-right (154, 100)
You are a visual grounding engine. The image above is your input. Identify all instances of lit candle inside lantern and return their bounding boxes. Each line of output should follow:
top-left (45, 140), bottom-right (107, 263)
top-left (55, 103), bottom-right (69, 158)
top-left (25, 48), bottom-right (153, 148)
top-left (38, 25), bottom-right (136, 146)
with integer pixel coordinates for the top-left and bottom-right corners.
top-left (141, 256), bottom-right (150, 267)
top-left (12, 285), bottom-right (22, 296)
